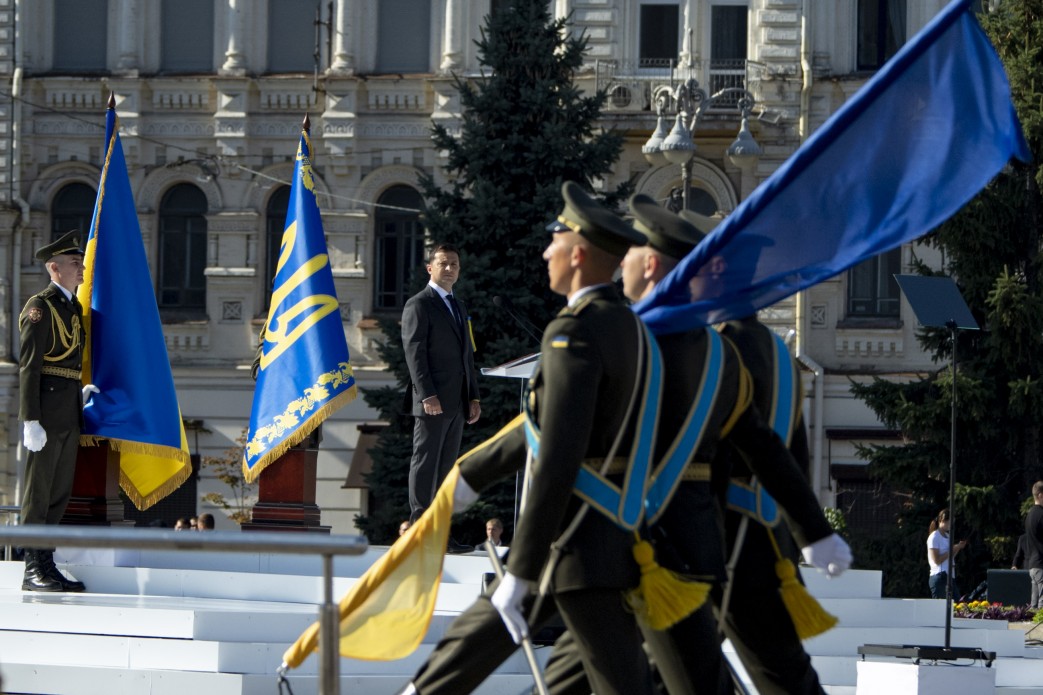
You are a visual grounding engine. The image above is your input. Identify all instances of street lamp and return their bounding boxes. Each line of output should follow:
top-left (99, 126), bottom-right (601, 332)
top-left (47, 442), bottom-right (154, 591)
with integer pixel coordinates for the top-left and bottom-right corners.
top-left (643, 75), bottom-right (763, 212)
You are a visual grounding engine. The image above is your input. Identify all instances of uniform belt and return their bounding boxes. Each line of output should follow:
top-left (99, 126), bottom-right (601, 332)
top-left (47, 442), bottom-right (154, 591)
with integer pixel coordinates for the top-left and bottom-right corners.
top-left (41, 366), bottom-right (81, 380)
top-left (589, 459), bottom-right (710, 481)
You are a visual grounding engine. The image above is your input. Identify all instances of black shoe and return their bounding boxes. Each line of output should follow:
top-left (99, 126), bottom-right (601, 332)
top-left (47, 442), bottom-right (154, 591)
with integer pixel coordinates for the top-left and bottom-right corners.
top-left (41, 551), bottom-right (86, 592)
top-left (447, 538), bottom-right (474, 555)
top-left (21, 550), bottom-right (63, 592)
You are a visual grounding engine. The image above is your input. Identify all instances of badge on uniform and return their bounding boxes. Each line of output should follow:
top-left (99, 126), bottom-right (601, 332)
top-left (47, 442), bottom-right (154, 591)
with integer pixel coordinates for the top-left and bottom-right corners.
top-left (550, 335), bottom-right (570, 349)
top-left (27, 307), bottom-right (42, 323)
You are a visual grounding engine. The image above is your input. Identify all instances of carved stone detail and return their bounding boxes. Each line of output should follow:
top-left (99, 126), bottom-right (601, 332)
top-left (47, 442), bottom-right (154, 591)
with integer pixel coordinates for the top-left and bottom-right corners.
top-left (635, 158), bottom-right (738, 213)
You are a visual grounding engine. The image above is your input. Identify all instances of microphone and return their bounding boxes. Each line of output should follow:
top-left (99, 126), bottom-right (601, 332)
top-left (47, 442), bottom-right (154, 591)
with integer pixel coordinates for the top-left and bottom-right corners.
top-left (493, 295), bottom-right (543, 345)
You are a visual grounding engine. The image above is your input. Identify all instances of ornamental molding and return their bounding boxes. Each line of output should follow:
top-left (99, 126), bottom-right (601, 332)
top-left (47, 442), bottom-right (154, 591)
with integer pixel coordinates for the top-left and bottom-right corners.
top-left (141, 120), bottom-right (217, 138)
top-left (28, 161), bottom-right (100, 210)
top-left (138, 164), bottom-right (223, 212)
top-left (241, 162), bottom-right (334, 211)
top-left (635, 157), bottom-right (738, 212)
top-left (358, 122), bottom-right (430, 138)
top-left (356, 165), bottom-right (423, 209)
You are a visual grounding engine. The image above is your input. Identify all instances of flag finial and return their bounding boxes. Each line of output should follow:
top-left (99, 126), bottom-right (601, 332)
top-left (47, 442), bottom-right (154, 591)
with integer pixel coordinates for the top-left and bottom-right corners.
top-left (302, 113), bottom-right (310, 133)
top-left (107, 92), bottom-right (116, 109)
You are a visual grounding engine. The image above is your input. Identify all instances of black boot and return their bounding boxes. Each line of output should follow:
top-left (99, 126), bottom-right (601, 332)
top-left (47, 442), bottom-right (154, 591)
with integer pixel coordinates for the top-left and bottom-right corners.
top-left (21, 550), bottom-right (63, 592)
top-left (40, 550), bottom-right (86, 593)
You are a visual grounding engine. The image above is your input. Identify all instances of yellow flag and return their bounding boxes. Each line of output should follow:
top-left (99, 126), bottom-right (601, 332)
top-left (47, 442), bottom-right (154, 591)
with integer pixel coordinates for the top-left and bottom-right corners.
top-left (283, 466), bottom-right (457, 666)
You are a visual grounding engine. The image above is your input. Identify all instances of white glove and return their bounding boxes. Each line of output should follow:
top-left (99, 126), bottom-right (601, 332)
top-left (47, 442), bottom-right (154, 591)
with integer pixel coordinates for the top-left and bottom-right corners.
top-left (23, 420), bottom-right (46, 452)
top-left (802, 533), bottom-right (853, 578)
top-left (81, 384), bottom-right (100, 405)
top-left (453, 473), bottom-right (479, 512)
top-left (490, 571), bottom-right (532, 644)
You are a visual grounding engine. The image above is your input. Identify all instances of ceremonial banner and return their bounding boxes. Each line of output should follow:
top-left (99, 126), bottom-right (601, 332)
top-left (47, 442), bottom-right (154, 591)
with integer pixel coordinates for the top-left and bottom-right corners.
top-left (78, 103), bottom-right (190, 509)
top-left (634, 0), bottom-right (1031, 334)
top-left (244, 128), bottom-right (356, 482)
top-left (283, 466), bottom-right (458, 666)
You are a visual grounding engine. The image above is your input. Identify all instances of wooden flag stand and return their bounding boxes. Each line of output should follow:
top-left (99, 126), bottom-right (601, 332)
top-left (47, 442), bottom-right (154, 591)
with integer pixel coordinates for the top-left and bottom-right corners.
top-left (242, 427), bottom-right (330, 534)
top-left (61, 441), bottom-right (131, 526)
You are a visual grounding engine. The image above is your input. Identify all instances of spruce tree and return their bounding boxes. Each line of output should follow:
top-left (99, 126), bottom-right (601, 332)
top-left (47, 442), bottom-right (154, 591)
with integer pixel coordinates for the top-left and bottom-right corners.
top-left (357, 0), bottom-right (631, 544)
top-left (849, 2), bottom-right (1043, 598)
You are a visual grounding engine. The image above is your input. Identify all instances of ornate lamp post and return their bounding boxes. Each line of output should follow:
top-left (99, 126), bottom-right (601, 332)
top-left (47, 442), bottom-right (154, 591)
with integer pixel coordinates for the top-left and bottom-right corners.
top-left (643, 75), bottom-right (763, 212)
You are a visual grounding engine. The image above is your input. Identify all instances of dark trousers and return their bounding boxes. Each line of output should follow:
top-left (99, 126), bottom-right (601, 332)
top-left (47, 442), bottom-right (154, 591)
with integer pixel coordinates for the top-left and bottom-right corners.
top-left (21, 425), bottom-right (79, 534)
top-left (929, 571), bottom-right (959, 600)
top-left (408, 409), bottom-right (465, 522)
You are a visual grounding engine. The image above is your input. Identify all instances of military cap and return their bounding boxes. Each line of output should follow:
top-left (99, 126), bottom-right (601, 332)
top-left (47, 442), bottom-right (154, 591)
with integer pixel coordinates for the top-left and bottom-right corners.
top-left (555, 181), bottom-right (647, 255)
top-left (629, 194), bottom-right (705, 260)
top-left (36, 230), bottom-right (84, 261)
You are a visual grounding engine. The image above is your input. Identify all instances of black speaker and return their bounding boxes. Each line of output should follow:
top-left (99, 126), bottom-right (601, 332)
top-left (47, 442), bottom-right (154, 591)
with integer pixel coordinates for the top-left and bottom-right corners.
top-left (987, 569), bottom-right (1031, 606)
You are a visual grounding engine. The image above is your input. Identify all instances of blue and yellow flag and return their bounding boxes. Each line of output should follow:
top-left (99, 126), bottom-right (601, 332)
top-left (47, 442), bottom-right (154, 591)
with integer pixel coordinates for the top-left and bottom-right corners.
top-left (244, 128), bottom-right (356, 482)
top-left (79, 104), bottom-right (191, 509)
top-left (635, 0), bottom-right (1031, 333)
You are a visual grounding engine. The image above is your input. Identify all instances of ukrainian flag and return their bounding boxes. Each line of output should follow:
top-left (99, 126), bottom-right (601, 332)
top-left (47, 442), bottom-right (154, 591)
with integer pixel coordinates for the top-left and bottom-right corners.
top-left (244, 126), bottom-right (356, 482)
top-left (78, 102), bottom-right (191, 509)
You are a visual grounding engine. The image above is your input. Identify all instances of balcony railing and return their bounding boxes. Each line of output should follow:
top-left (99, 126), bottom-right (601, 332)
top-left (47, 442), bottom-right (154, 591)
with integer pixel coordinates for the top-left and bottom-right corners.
top-left (595, 59), bottom-right (751, 114)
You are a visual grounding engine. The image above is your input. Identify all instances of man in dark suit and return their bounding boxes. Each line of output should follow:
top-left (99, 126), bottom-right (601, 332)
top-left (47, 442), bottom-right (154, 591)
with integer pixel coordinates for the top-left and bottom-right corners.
top-left (402, 243), bottom-right (481, 526)
top-left (19, 230), bottom-right (97, 592)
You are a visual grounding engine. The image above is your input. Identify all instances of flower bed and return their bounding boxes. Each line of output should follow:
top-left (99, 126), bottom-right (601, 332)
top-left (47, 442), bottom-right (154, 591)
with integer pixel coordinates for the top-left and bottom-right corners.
top-left (952, 600), bottom-right (1040, 622)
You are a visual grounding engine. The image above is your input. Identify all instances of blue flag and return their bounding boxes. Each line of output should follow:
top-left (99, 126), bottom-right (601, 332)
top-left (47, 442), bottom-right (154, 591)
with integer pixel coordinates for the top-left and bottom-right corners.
top-left (634, 0), bottom-right (1031, 333)
top-left (244, 129), bottom-right (357, 482)
top-left (79, 105), bottom-right (191, 510)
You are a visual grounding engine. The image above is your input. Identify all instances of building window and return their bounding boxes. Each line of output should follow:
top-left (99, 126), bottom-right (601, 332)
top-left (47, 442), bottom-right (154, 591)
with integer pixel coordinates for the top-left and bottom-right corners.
top-left (847, 248), bottom-right (901, 318)
top-left (160, 0), bottom-right (214, 74)
top-left (709, 4), bottom-right (747, 104)
top-left (857, 0), bottom-right (907, 71)
top-left (267, 0), bottom-right (320, 73)
top-left (639, 3), bottom-right (680, 68)
top-left (158, 184), bottom-right (208, 310)
top-left (54, 0), bottom-right (108, 72)
top-left (374, 186), bottom-right (425, 311)
top-left (51, 183), bottom-right (97, 241)
top-left (375, 0), bottom-right (431, 74)
top-left (263, 185), bottom-right (291, 312)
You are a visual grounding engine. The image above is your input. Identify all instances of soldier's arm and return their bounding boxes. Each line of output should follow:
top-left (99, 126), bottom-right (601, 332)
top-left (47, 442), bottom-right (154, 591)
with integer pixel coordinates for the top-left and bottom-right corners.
top-left (457, 415), bottom-right (528, 491)
top-left (401, 297), bottom-right (436, 400)
top-left (18, 298), bottom-right (49, 422)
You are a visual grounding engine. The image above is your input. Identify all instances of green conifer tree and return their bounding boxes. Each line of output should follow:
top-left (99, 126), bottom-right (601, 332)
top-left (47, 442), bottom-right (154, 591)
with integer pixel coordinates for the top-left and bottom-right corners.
top-left (357, 0), bottom-right (631, 544)
top-left (849, 2), bottom-right (1043, 598)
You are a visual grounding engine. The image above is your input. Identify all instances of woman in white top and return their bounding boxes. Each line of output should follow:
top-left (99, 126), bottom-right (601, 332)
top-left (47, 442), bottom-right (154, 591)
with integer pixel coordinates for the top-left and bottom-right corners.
top-left (927, 508), bottom-right (967, 599)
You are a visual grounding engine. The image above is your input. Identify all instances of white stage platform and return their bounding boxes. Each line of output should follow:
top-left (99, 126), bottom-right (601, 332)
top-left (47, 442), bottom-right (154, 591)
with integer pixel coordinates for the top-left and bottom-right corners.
top-left (0, 548), bottom-right (1040, 694)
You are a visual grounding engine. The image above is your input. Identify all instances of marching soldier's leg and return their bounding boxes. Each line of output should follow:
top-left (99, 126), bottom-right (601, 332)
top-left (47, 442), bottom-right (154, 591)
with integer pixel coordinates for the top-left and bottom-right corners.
top-left (539, 629), bottom-right (593, 695)
top-left (554, 589), bottom-right (655, 695)
top-left (641, 601), bottom-right (731, 695)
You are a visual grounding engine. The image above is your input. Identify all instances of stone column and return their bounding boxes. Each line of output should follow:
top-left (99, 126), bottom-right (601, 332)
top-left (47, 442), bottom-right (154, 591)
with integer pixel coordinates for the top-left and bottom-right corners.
top-left (440, 0), bottom-right (463, 73)
top-left (328, 0), bottom-right (355, 74)
top-left (114, 0), bottom-right (140, 75)
top-left (220, 0), bottom-right (249, 75)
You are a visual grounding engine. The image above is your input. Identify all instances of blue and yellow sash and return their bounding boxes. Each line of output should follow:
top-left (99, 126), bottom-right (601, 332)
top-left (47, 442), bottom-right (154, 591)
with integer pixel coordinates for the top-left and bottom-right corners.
top-left (524, 323), bottom-right (663, 531)
top-left (726, 331), bottom-right (799, 527)
top-left (643, 328), bottom-right (725, 524)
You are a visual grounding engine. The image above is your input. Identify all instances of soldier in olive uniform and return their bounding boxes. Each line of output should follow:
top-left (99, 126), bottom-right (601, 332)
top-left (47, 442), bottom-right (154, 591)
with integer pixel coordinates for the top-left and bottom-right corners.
top-left (19, 230), bottom-right (96, 592)
top-left (401, 181), bottom-right (656, 695)
top-left (681, 209), bottom-right (827, 694)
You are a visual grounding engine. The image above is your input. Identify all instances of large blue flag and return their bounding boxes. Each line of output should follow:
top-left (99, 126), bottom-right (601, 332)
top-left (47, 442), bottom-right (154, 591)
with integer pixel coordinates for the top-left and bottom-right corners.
top-left (244, 128), bottom-right (356, 482)
top-left (634, 0), bottom-right (1031, 333)
top-left (79, 103), bottom-right (191, 510)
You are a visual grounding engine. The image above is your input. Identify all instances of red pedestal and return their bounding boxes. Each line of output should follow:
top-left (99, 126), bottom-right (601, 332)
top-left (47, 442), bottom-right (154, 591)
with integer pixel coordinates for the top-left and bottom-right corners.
top-left (241, 447), bottom-right (330, 534)
top-left (61, 442), bottom-right (132, 526)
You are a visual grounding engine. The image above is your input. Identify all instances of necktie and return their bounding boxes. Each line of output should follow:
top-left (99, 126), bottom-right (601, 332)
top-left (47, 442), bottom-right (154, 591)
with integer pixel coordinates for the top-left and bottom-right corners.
top-left (447, 294), bottom-right (463, 331)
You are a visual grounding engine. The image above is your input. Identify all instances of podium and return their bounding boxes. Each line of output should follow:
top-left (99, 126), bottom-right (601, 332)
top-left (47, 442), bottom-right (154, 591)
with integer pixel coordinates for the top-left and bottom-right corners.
top-left (62, 442), bottom-right (131, 526)
top-left (243, 426), bottom-right (330, 534)
top-left (481, 352), bottom-right (540, 529)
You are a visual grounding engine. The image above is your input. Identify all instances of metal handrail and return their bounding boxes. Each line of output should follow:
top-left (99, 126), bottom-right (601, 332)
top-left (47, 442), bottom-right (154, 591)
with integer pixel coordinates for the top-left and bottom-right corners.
top-left (0, 524), bottom-right (367, 695)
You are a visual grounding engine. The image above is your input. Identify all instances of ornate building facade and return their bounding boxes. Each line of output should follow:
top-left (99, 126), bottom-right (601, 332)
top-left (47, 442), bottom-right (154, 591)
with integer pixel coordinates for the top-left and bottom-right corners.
top-left (0, 0), bottom-right (956, 533)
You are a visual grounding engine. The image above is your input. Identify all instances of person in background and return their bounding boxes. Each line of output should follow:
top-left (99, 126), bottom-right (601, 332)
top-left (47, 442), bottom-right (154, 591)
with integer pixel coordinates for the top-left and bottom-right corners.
top-left (927, 508), bottom-right (966, 599)
top-left (174, 517), bottom-right (191, 531)
top-left (196, 513), bottom-right (215, 531)
top-left (1013, 532), bottom-right (1030, 570)
top-left (399, 520), bottom-right (412, 537)
top-left (485, 518), bottom-right (504, 547)
top-left (1025, 481), bottom-right (1043, 607)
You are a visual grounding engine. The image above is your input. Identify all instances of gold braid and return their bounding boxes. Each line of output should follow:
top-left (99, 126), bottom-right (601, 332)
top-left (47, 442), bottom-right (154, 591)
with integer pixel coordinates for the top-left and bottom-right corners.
top-left (43, 298), bottom-right (81, 362)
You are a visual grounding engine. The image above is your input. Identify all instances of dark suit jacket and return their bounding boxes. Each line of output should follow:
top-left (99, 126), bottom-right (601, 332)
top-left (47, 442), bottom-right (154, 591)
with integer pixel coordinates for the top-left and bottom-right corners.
top-left (19, 283), bottom-right (85, 432)
top-left (402, 284), bottom-right (479, 417)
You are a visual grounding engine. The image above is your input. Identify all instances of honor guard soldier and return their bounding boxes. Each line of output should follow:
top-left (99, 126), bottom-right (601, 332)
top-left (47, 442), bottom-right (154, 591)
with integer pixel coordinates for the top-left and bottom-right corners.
top-left (19, 230), bottom-right (97, 592)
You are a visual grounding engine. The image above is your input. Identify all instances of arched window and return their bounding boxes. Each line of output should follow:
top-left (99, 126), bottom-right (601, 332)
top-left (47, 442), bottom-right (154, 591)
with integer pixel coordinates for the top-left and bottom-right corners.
top-left (264, 186), bottom-right (291, 311)
top-left (158, 184), bottom-right (208, 310)
top-left (374, 185), bottom-right (425, 311)
top-left (51, 183), bottom-right (96, 241)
